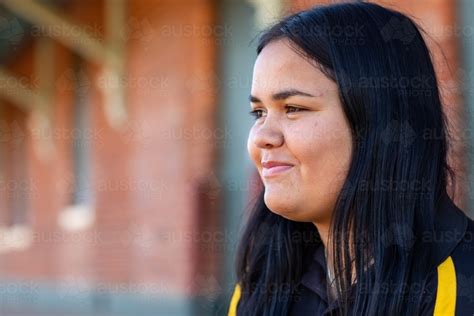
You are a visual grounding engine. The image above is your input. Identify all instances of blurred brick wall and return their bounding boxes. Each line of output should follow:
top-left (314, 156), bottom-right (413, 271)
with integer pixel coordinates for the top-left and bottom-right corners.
top-left (0, 0), bottom-right (221, 302)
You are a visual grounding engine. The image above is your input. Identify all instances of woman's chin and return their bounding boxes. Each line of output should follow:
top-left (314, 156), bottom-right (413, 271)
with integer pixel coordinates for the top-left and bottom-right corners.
top-left (264, 196), bottom-right (299, 219)
top-left (264, 195), bottom-right (327, 223)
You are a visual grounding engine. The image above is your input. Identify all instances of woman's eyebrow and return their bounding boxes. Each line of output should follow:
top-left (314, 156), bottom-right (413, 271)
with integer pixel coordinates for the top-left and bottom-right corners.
top-left (249, 89), bottom-right (317, 103)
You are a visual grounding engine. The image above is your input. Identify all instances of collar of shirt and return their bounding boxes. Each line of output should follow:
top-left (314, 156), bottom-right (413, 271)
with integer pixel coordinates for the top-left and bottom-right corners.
top-left (299, 238), bottom-right (354, 314)
top-left (431, 190), bottom-right (468, 266)
top-left (298, 190), bottom-right (468, 314)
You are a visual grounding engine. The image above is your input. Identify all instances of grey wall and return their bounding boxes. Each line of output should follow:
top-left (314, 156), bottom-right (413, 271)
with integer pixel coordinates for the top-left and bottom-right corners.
top-left (459, 0), bottom-right (474, 217)
top-left (214, 0), bottom-right (258, 314)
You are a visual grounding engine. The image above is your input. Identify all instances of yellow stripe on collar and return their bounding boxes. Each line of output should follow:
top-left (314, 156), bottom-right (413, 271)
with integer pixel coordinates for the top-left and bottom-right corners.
top-left (228, 283), bottom-right (241, 316)
top-left (434, 256), bottom-right (456, 316)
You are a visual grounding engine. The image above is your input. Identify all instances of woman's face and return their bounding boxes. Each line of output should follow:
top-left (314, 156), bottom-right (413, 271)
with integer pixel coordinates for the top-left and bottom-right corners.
top-left (247, 38), bottom-right (353, 224)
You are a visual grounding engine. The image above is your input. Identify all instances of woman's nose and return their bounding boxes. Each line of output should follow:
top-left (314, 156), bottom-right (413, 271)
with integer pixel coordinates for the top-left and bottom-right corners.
top-left (252, 117), bottom-right (284, 149)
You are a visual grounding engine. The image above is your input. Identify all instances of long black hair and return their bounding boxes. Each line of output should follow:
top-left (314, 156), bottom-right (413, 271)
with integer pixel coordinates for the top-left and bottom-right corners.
top-left (235, 2), bottom-right (456, 315)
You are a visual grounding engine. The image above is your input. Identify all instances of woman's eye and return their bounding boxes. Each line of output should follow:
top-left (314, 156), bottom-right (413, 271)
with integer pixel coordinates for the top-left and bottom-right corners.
top-left (248, 106), bottom-right (305, 120)
top-left (286, 105), bottom-right (306, 114)
top-left (249, 109), bottom-right (264, 120)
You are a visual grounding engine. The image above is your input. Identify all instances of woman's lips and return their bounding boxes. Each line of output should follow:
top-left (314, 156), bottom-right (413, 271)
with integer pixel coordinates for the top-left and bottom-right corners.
top-left (262, 165), bottom-right (293, 177)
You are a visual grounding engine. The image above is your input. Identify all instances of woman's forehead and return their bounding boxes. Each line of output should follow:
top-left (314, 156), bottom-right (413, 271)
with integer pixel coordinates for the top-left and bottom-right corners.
top-left (251, 40), bottom-right (334, 95)
top-left (253, 40), bottom-right (315, 76)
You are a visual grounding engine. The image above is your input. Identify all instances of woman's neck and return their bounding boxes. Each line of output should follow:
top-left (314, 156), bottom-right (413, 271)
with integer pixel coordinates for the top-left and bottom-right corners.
top-left (314, 221), bottom-right (339, 301)
top-left (312, 221), bottom-right (330, 249)
top-left (312, 220), bottom-right (360, 287)
top-left (313, 221), bottom-right (333, 269)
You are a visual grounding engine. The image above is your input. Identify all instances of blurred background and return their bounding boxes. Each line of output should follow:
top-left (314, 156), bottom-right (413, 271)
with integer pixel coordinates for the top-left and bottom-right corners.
top-left (0, 0), bottom-right (473, 315)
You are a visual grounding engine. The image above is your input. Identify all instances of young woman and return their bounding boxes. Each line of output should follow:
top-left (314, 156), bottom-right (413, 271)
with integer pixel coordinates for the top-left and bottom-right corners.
top-left (227, 2), bottom-right (474, 316)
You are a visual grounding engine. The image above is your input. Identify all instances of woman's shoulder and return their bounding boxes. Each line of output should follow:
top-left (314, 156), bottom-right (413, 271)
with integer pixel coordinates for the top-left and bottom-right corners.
top-left (450, 215), bottom-right (474, 306)
top-left (431, 192), bottom-right (473, 264)
top-left (424, 201), bottom-right (474, 315)
top-left (447, 203), bottom-right (474, 270)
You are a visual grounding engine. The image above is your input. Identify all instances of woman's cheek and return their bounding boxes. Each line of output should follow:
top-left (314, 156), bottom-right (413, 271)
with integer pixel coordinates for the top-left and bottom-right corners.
top-left (325, 143), bottom-right (352, 195)
top-left (287, 123), bottom-right (317, 145)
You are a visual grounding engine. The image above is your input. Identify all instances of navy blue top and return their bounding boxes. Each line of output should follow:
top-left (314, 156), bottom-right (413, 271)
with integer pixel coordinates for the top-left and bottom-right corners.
top-left (288, 192), bottom-right (474, 315)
